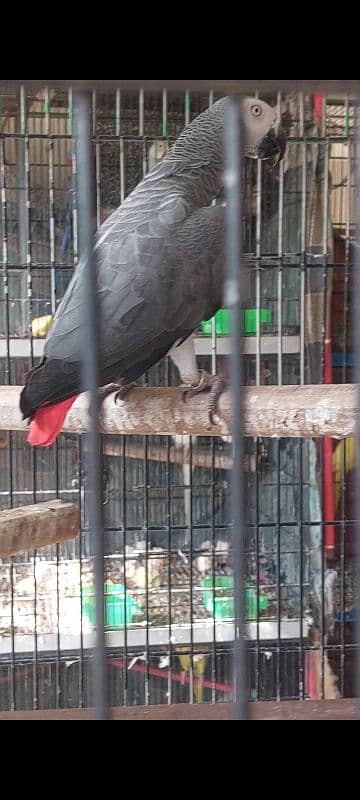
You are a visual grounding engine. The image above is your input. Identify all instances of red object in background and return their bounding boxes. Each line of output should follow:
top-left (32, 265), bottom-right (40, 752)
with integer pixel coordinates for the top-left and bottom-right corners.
top-left (111, 658), bottom-right (232, 696)
top-left (314, 93), bottom-right (324, 127)
top-left (305, 651), bottom-right (319, 699)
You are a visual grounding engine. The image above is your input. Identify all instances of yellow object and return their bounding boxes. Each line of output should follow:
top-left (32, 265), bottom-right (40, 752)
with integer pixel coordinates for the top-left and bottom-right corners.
top-left (32, 315), bottom-right (53, 339)
top-left (178, 652), bottom-right (209, 703)
top-left (333, 437), bottom-right (356, 513)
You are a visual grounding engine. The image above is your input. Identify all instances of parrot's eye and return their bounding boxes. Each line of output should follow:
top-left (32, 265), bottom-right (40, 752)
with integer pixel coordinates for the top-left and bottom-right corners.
top-left (251, 104), bottom-right (262, 118)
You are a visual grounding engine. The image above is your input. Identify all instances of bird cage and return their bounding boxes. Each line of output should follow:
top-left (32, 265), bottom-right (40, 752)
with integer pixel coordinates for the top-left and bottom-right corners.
top-left (0, 81), bottom-right (358, 717)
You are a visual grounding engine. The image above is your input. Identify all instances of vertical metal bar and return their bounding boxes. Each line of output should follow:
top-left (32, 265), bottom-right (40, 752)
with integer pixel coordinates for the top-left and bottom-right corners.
top-left (24, 138), bottom-right (34, 369)
top-left (17, 85), bottom-right (28, 268)
top-left (92, 91), bottom-right (97, 139)
top-left (256, 160), bottom-right (262, 387)
top-left (211, 437), bottom-right (217, 704)
top-left (277, 92), bottom-right (285, 386)
top-left (120, 137), bottom-right (125, 205)
top-left (71, 93), bottom-right (85, 708)
top-left (276, 439), bottom-right (282, 701)
top-left (300, 93), bottom-right (307, 387)
top-left (0, 139), bottom-right (11, 387)
top-left (78, 436), bottom-right (85, 709)
top-left (209, 93), bottom-right (218, 376)
top-left (224, 96), bottom-right (248, 720)
top-left (33, 555), bottom-right (38, 711)
top-left (68, 88), bottom-right (73, 137)
top-left (166, 435), bottom-right (173, 705)
top-left (189, 438), bottom-right (194, 705)
top-left (144, 437), bottom-right (150, 706)
top-left (299, 441), bottom-right (305, 700)
top-left (255, 142), bottom-right (263, 698)
top-left (0, 135), bottom-right (16, 711)
top-left (340, 111), bottom-right (352, 694)
top-left (116, 90), bottom-right (124, 208)
top-left (139, 88), bottom-right (145, 137)
top-left (354, 105), bottom-right (360, 714)
top-left (211, 317), bottom-right (218, 376)
top-left (69, 90), bottom-right (78, 267)
top-left (299, 94), bottom-right (307, 692)
top-left (322, 127), bottom-right (330, 591)
top-left (255, 442), bottom-right (261, 701)
top-left (162, 90), bottom-right (168, 139)
top-left (116, 89), bottom-right (121, 139)
top-left (278, 157), bottom-right (284, 386)
top-left (22, 90), bottom-right (39, 708)
top-left (47, 99), bottom-right (62, 709)
top-left (139, 90), bottom-right (147, 179)
top-left (121, 436), bottom-right (129, 707)
top-left (323, 141), bottom-right (330, 259)
top-left (49, 143), bottom-right (56, 313)
top-left (185, 91), bottom-right (191, 127)
top-left (74, 91), bottom-right (108, 721)
top-left (96, 141), bottom-right (101, 228)
top-left (256, 268), bottom-right (262, 387)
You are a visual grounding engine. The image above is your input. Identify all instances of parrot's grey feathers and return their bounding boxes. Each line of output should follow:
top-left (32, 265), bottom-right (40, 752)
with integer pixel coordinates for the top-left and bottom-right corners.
top-left (20, 97), bottom-right (286, 422)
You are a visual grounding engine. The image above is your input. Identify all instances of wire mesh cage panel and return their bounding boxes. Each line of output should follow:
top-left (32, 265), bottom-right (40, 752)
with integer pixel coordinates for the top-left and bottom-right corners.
top-left (0, 83), bottom-right (358, 712)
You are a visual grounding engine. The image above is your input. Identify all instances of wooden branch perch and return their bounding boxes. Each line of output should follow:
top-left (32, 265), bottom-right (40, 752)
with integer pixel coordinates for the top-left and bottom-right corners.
top-left (0, 385), bottom-right (358, 440)
top-left (0, 500), bottom-right (80, 559)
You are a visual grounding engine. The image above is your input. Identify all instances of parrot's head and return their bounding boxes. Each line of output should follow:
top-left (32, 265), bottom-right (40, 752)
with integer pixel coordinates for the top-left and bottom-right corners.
top-left (242, 97), bottom-right (287, 166)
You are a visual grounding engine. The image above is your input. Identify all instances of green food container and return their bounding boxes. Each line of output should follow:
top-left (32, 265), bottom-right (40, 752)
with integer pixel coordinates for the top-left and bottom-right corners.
top-left (200, 309), bottom-right (231, 336)
top-left (82, 583), bottom-right (141, 630)
top-left (200, 309), bottom-right (272, 337)
top-left (244, 309), bottom-right (272, 335)
top-left (201, 577), bottom-right (268, 621)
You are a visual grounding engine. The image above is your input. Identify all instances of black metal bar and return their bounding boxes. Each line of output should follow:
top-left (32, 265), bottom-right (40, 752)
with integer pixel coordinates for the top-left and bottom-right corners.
top-left (355, 106), bottom-right (360, 715)
top-left (144, 436), bottom-right (150, 706)
top-left (299, 440), bottom-right (305, 700)
top-left (121, 436), bottom-right (129, 707)
top-left (211, 438), bottom-right (217, 703)
top-left (2, 80), bottom-right (360, 94)
top-left (166, 434), bottom-right (173, 706)
top-left (189, 437), bottom-right (195, 705)
top-left (0, 134), bottom-right (16, 711)
top-left (74, 91), bottom-right (108, 720)
top-left (225, 96), bottom-right (248, 719)
top-left (340, 109), bottom-right (352, 697)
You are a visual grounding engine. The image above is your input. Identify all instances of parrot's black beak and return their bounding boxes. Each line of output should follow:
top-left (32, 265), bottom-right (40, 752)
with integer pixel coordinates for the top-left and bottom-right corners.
top-left (256, 126), bottom-right (287, 167)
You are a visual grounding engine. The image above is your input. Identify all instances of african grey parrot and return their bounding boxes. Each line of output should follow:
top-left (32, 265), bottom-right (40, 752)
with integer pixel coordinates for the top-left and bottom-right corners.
top-left (21, 96), bottom-right (286, 446)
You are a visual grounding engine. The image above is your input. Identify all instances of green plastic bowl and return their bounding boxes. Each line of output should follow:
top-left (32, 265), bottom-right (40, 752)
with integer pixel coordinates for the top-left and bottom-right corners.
top-left (201, 577), bottom-right (268, 621)
top-left (200, 309), bottom-right (272, 338)
top-left (244, 309), bottom-right (272, 335)
top-left (200, 309), bottom-right (231, 336)
top-left (82, 583), bottom-right (141, 630)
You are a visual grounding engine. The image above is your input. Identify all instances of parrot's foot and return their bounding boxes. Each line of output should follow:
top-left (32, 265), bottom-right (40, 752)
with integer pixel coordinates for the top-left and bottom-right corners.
top-left (182, 372), bottom-right (227, 429)
top-left (98, 381), bottom-right (137, 405)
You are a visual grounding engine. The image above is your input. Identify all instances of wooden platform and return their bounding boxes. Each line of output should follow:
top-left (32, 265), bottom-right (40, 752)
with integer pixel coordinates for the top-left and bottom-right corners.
top-left (0, 701), bottom-right (357, 721)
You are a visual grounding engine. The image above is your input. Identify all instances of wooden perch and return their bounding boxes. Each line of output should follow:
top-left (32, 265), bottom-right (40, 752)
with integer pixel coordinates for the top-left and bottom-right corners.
top-left (0, 500), bottom-right (80, 559)
top-left (0, 385), bottom-right (358, 440)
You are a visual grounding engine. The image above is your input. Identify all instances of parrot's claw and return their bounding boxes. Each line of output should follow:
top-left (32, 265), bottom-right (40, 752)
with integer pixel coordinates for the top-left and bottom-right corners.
top-left (98, 381), bottom-right (137, 406)
top-left (182, 372), bottom-right (227, 429)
